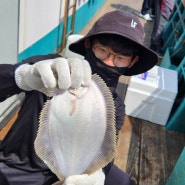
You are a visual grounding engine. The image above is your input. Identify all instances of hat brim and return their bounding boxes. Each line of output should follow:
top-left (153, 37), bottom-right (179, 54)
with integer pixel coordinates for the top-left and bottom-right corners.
top-left (69, 33), bottom-right (158, 76)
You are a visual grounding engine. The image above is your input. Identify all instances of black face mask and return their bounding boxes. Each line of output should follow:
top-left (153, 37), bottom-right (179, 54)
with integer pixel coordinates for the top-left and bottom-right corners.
top-left (85, 49), bottom-right (128, 94)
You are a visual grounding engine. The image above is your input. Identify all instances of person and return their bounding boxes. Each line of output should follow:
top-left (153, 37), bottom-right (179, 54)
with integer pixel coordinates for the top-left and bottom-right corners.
top-left (139, 0), bottom-right (155, 21)
top-left (149, 0), bottom-right (175, 55)
top-left (0, 10), bottom-right (158, 185)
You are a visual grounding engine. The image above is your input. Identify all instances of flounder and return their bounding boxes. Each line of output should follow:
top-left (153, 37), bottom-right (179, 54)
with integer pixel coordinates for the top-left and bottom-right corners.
top-left (34, 74), bottom-right (116, 182)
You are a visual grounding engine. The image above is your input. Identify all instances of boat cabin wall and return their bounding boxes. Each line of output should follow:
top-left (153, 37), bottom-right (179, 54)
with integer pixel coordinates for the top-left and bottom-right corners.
top-left (0, 0), bottom-right (106, 64)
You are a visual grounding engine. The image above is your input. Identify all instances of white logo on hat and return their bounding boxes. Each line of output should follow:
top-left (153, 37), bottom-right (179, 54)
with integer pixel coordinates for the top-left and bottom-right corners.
top-left (131, 20), bottom-right (137, 28)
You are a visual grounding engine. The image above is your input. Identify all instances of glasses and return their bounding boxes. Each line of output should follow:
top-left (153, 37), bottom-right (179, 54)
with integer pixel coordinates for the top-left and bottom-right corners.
top-left (92, 46), bottom-right (132, 67)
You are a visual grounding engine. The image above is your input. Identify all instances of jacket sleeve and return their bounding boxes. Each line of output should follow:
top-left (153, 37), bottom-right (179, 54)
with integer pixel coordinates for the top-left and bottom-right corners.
top-left (0, 54), bottom-right (61, 102)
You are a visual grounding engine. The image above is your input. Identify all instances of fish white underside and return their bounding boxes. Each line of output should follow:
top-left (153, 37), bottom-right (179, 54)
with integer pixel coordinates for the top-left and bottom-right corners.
top-left (34, 74), bottom-right (116, 181)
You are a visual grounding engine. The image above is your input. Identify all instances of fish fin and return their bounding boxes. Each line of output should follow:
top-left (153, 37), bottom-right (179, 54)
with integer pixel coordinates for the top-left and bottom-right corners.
top-left (34, 100), bottom-right (65, 181)
top-left (85, 74), bottom-right (117, 174)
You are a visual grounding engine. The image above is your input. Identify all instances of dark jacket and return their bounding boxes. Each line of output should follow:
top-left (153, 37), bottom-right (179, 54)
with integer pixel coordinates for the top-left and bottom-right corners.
top-left (0, 54), bottom-right (125, 181)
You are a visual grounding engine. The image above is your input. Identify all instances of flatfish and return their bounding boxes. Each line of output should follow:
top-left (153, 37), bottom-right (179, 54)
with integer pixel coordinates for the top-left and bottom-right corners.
top-left (34, 74), bottom-right (116, 182)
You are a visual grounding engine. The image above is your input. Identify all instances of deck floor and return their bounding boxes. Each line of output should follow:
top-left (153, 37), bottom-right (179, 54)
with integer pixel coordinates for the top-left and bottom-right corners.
top-left (114, 113), bottom-right (185, 185)
top-left (79, 1), bottom-right (185, 184)
top-left (114, 114), bottom-right (185, 185)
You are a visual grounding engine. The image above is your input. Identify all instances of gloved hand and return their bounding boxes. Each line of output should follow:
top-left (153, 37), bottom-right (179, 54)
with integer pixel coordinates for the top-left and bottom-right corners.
top-left (15, 57), bottom-right (92, 95)
top-left (53, 169), bottom-right (105, 185)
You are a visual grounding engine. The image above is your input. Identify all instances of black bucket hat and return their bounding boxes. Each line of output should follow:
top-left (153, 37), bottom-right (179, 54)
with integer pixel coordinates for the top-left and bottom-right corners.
top-left (69, 10), bottom-right (158, 76)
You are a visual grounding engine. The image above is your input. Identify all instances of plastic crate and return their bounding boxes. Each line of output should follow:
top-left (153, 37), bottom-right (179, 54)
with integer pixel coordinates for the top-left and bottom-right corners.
top-left (166, 57), bottom-right (185, 132)
top-left (162, 0), bottom-right (185, 58)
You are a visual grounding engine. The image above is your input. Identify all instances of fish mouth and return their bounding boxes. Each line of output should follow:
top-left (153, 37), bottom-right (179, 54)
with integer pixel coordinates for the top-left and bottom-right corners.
top-left (68, 86), bottom-right (89, 99)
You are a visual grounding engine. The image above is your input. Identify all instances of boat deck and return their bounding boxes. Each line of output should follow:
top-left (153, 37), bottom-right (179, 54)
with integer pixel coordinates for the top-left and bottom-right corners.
top-left (80, 1), bottom-right (185, 184)
top-left (115, 113), bottom-right (185, 185)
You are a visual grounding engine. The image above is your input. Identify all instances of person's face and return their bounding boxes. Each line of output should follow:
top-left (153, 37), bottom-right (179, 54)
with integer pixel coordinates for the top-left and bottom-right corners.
top-left (92, 39), bottom-right (133, 67)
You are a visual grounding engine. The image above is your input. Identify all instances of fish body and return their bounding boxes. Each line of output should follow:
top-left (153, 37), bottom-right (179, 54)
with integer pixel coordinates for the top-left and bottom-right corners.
top-left (34, 74), bottom-right (116, 181)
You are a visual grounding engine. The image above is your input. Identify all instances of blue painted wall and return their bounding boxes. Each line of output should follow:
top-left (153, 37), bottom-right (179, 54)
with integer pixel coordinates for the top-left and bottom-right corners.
top-left (18, 0), bottom-right (106, 62)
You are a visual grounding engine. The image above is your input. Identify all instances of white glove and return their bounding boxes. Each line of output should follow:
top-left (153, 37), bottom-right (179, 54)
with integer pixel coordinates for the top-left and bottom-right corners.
top-left (15, 57), bottom-right (92, 95)
top-left (53, 169), bottom-right (105, 185)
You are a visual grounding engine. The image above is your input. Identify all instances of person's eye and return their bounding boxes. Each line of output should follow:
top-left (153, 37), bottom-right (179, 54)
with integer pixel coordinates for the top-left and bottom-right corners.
top-left (117, 56), bottom-right (127, 61)
top-left (98, 47), bottom-right (108, 53)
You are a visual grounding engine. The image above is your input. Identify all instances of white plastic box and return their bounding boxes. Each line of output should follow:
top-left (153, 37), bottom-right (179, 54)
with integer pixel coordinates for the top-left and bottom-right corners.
top-left (124, 66), bottom-right (178, 125)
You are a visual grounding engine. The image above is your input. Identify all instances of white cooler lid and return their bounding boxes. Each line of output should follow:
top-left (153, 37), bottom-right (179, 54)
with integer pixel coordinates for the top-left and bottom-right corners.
top-left (128, 65), bottom-right (178, 99)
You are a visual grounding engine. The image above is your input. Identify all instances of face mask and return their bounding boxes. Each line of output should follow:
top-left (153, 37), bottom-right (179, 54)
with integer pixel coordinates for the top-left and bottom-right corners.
top-left (85, 49), bottom-right (128, 94)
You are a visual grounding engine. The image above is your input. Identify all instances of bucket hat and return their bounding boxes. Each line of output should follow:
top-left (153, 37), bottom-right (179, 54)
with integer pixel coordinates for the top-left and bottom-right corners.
top-left (69, 10), bottom-right (158, 76)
